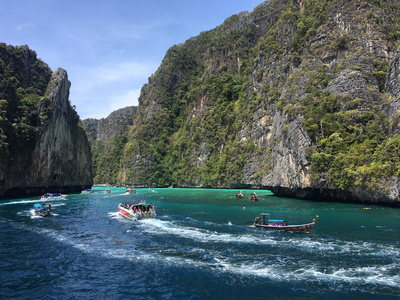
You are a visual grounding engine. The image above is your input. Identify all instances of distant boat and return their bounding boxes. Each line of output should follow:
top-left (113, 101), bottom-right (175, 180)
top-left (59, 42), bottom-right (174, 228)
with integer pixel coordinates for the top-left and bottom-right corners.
top-left (34, 203), bottom-right (52, 217)
top-left (81, 189), bottom-right (92, 194)
top-left (254, 213), bottom-right (319, 232)
top-left (40, 193), bottom-right (66, 200)
top-left (118, 202), bottom-right (156, 221)
top-left (105, 189), bottom-right (111, 194)
top-left (124, 188), bottom-right (136, 195)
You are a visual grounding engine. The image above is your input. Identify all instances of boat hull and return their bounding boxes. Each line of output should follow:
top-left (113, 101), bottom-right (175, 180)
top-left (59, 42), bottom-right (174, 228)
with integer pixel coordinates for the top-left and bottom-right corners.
top-left (40, 193), bottom-right (66, 201)
top-left (35, 210), bottom-right (51, 217)
top-left (254, 223), bottom-right (314, 232)
top-left (118, 207), bottom-right (137, 220)
top-left (254, 215), bottom-right (318, 232)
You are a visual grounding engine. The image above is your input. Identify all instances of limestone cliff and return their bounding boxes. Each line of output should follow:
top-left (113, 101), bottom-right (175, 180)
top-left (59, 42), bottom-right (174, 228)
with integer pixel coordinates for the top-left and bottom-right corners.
top-left (103, 0), bottom-right (400, 205)
top-left (0, 43), bottom-right (92, 198)
top-left (30, 68), bottom-right (92, 194)
top-left (84, 106), bottom-right (136, 144)
top-left (386, 47), bottom-right (400, 126)
top-left (83, 107), bottom-right (136, 184)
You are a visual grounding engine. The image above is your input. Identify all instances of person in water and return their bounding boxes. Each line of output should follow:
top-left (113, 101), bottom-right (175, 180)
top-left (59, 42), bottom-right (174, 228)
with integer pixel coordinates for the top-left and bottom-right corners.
top-left (249, 193), bottom-right (258, 201)
top-left (236, 190), bottom-right (243, 198)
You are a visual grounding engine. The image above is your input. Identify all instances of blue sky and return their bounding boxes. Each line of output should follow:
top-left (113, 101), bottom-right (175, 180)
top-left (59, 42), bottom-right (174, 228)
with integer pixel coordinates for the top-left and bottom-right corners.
top-left (0, 0), bottom-right (263, 119)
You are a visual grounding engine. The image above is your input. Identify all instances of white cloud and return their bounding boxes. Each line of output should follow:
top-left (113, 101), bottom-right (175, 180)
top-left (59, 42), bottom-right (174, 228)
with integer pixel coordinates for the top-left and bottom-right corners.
top-left (68, 60), bottom-right (157, 119)
top-left (94, 61), bottom-right (155, 82)
top-left (73, 61), bottom-right (156, 95)
top-left (104, 24), bottom-right (156, 41)
top-left (16, 23), bottom-right (34, 31)
top-left (108, 89), bottom-right (141, 112)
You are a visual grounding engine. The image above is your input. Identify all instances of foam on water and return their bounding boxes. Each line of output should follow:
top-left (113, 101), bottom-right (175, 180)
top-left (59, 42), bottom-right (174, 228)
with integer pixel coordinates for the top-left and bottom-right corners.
top-left (108, 212), bottom-right (121, 219)
top-left (191, 255), bottom-right (400, 288)
top-left (30, 215), bottom-right (42, 219)
top-left (17, 209), bottom-right (36, 217)
top-left (51, 203), bottom-right (66, 207)
top-left (0, 197), bottom-right (67, 206)
top-left (108, 211), bottom-right (138, 223)
top-left (137, 218), bottom-right (400, 260)
top-left (4, 216), bottom-right (399, 290)
top-left (295, 264), bottom-right (400, 287)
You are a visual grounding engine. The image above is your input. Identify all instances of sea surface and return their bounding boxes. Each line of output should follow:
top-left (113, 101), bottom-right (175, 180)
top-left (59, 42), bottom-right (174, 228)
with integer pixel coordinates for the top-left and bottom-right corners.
top-left (0, 188), bottom-right (399, 299)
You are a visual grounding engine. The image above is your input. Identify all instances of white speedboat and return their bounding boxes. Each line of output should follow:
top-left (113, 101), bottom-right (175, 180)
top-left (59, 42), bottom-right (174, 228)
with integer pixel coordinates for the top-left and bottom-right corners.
top-left (118, 202), bottom-right (156, 221)
top-left (40, 193), bottom-right (66, 200)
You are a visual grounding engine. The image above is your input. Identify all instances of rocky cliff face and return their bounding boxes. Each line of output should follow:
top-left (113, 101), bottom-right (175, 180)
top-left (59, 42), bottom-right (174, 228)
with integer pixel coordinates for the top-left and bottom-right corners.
top-left (83, 106), bottom-right (136, 145)
top-left (82, 118), bottom-right (100, 145)
top-left (386, 47), bottom-right (400, 126)
top-left (29, 69), bottom-right (92, 194)
top-left (0, 44), bottom-right (92, 198)
top-left (83, 106), bottom-right (136, 184)
top-left (107, 0), bottom-right (400, 205)
top-left (238, 0), bottom-right (400, 204)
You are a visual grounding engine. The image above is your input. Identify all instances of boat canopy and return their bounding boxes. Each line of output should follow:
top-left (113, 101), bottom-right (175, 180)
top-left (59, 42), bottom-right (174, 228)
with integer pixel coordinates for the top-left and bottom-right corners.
top-left (34, 203), bottom-right (43, 210)
top-left (268, 219), bottom-right (286, 223)
top-left (123, 200), bottom-right (147, 205)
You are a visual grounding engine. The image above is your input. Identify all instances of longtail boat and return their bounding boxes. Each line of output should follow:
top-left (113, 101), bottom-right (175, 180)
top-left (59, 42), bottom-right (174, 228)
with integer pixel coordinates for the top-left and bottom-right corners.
top-left (254, 213), bottom-right (318, 232)
top-left (118, 202), bottom-right (156, 221)
top-left (34, 203), bottom-right (52, 217)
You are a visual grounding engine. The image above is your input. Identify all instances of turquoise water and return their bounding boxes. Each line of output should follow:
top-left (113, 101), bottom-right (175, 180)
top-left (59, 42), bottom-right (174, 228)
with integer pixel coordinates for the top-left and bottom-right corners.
top-left (0, 188), bottom-right (399, 299)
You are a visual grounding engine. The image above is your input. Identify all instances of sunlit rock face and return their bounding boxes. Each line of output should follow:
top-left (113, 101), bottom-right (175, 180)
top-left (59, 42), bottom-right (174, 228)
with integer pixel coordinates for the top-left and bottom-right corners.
top-left (386, 47), bottom-right (400, 124)
top-left (0, 67), bottom-right (92, 198)
top-left (31, 68), bottom-right (92, 193)
top-left (82, 106), bottom-right (136, 184)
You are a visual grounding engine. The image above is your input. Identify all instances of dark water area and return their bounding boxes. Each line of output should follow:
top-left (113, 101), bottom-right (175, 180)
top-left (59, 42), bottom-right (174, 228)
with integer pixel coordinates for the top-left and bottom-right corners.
top-left (0, 188), bottom-right (399, 299)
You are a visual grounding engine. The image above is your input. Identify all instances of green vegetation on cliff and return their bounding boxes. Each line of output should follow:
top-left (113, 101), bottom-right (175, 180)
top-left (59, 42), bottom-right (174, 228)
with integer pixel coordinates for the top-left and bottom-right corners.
top-left (83, 107), bottom-right (136, 185)
top-left (0, 45), bottom-right (93, 198)
top-left (89, 0), bottom-right (400, 203)
top-left (92, 134), bottom-right (128, 184)
top-left (0, 43), bottom-right (52, 166)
